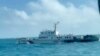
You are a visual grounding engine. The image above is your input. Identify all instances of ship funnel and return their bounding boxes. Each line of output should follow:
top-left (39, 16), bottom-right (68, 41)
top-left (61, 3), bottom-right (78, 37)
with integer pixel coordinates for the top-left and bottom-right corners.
top-left (54, 21), bottom-right (60, 33)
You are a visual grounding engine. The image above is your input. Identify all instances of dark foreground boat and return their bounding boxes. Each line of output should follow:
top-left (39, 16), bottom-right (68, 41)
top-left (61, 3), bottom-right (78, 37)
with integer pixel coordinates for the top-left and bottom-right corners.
top-left (98, 0), bottom-right (100, 13)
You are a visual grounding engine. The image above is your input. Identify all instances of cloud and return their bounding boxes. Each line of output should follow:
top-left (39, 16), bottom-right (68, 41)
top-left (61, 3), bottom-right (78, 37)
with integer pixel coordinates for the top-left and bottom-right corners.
top-left (15, 10), bottom-right (29, 20)
top-left (0, 0), bottom-right (100, 38)
top-left (27, 0), bottom-right (99, 29)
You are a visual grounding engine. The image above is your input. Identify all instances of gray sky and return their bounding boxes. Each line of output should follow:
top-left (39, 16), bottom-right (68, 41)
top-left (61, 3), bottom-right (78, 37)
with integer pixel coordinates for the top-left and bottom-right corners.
top-left (0, 0), bottom-right (99, 38)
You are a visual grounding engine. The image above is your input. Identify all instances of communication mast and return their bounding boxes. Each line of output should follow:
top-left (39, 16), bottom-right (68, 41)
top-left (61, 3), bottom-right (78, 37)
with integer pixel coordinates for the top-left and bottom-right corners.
top-left (54, 21), bottom-right (60, 34)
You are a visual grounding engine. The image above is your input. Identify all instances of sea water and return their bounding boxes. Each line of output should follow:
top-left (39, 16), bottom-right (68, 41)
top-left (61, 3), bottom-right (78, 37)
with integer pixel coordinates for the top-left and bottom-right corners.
top-left (0, 39), bottom-right (100, 56)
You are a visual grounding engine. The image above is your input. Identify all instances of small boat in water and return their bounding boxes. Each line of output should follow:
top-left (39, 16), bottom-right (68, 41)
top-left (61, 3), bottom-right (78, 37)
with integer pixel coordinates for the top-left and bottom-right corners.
top-left (17, 38), bottom-right (34, 44)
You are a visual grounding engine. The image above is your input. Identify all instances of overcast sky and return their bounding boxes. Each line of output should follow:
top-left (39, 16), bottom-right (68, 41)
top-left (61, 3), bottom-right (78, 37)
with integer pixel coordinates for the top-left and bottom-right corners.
top-left (0, 0), bottom-right (99, 38)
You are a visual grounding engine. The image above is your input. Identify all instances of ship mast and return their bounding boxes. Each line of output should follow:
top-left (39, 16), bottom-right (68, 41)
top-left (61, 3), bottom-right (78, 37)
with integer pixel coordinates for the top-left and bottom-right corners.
top-left (54, 21), bottom-right (60, 34)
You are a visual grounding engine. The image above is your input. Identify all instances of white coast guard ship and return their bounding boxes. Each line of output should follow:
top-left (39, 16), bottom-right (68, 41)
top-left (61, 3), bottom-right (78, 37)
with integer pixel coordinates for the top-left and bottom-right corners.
top-left (17, 22), bottom-right (99, 44)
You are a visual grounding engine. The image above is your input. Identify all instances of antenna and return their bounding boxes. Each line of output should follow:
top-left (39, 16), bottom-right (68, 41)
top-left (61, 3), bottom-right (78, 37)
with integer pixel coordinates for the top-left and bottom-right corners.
top-left (54, 21), bottom-right (60, 33)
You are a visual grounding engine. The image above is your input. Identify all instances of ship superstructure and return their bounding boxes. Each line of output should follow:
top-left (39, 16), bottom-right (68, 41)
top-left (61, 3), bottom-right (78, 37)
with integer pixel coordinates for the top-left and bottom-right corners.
top-left (39, 22), bottom-right (59, 40)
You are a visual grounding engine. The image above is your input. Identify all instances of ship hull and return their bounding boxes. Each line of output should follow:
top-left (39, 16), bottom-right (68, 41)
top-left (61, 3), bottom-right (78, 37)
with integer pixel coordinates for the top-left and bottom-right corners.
top-left (17, 35), bottom-right (99, 44)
